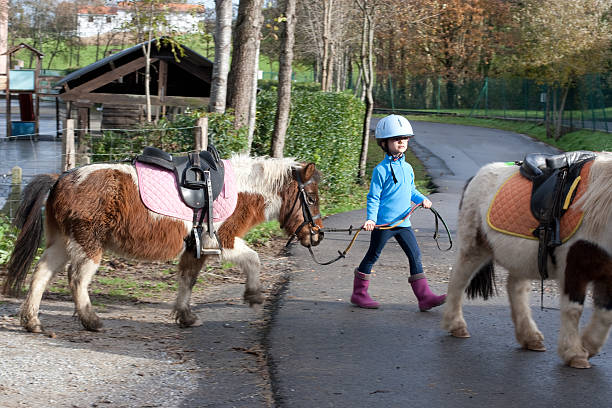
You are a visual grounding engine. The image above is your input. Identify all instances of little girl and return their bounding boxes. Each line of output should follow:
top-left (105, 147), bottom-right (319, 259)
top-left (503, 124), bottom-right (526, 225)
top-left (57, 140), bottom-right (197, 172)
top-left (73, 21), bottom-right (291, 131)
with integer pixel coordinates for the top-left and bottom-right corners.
top-left (351, 114), bottom-right (446, 310)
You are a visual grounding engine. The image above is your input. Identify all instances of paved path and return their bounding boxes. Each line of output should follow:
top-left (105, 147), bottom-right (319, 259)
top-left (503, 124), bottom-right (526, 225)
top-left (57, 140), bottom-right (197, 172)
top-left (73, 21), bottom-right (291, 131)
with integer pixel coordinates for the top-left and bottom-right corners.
top-left (268, 122), bottom-right (612, 407)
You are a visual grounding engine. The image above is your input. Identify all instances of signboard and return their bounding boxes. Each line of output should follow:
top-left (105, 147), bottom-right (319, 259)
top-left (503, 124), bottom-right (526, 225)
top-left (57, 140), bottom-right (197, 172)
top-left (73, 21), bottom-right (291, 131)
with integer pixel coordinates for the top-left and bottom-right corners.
top-left (9, 69), bottom-right (35, 91)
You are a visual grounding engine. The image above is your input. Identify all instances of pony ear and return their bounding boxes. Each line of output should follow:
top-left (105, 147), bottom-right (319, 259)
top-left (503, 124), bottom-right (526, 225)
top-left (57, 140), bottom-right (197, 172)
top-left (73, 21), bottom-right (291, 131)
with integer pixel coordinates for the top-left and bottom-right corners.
top-left (302, 163), bottom-right (317, 182)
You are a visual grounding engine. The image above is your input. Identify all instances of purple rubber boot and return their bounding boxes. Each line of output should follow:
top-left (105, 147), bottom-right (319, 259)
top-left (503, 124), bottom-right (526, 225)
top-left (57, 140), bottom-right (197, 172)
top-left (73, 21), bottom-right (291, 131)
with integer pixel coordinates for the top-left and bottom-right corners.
top-left (350, 269), bottom-right (380, 309)
top-left (409, 273), bottom-right (446, 311)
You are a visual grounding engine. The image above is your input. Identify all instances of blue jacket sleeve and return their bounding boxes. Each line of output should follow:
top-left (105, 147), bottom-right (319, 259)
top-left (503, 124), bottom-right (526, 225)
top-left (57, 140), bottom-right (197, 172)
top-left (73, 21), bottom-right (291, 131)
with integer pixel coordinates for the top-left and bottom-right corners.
top-left (366, 167), bottom-right (384, 222)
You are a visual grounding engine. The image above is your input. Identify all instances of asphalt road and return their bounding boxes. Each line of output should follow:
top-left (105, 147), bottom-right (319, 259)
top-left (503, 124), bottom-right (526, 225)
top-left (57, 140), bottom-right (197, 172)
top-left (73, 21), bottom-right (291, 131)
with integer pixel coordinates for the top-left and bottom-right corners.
top-left (268, 122), bottom-right (612, 407)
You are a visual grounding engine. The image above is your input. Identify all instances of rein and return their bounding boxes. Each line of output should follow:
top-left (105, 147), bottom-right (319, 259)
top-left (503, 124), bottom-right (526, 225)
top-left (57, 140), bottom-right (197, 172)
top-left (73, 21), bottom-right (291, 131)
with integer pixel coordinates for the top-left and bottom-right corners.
top-left (289, 203), bottom-right (453, 266)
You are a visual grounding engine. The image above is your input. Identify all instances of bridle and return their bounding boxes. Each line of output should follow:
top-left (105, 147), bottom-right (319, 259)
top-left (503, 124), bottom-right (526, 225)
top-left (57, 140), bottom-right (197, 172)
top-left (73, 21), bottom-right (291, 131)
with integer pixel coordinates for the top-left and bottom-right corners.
top-left (283, 167), bottom-right (324, 247)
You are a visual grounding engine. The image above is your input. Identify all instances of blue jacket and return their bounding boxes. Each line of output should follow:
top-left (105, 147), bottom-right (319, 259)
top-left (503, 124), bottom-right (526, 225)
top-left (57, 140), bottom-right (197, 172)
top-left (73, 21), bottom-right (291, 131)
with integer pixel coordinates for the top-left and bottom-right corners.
top-left (366, 155), bottom-right (427, 228)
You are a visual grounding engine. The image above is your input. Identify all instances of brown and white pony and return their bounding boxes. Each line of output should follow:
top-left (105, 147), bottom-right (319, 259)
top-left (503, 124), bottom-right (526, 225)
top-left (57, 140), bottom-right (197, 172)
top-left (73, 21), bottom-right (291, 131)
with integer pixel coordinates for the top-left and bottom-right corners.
top-left (442, 152), bottom-right (612, 368)
top-left (2, 153), bottom-right (324, 333)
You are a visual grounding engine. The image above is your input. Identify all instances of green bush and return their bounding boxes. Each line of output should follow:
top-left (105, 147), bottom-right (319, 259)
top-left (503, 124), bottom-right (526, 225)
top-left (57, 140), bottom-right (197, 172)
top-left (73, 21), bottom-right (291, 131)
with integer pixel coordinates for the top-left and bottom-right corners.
top-left (254, 89), bottom-right (364, 194)
top-left (0, 214), bottom-right (18, 265)
top-left (90, 110), bottom-right (249, 162)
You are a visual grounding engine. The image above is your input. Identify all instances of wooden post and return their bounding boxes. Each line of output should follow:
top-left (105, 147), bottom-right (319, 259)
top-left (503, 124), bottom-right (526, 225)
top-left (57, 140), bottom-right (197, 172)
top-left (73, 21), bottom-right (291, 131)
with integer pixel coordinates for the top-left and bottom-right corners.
top-left (55, 97), bottom-right (60, 138)
top-left (34, 53), bottom-right (41, 139)
top-left (0, 166), bottom-right (22, 217)
top-left (5, 50), bottom-right (10, 139)
top-left (158, 59), bottom-right (168, 118)
top-left (194, 116), bottom-right (208, 151)
top-left (62, 118), bottom-right (75, 171)
top-left (10, 165), bottom-right (21, 184)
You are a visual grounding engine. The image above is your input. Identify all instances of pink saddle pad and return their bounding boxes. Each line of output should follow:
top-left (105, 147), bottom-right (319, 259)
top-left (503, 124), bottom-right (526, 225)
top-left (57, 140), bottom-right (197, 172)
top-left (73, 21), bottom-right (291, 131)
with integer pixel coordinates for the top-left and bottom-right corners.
top-left (135, 159), bottom-right (238, 223)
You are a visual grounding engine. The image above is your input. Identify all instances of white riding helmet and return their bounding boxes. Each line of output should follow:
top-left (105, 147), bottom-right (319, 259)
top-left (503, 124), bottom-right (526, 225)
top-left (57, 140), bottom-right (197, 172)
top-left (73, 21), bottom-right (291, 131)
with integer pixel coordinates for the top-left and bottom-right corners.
top-left (375, 114), bottom-right (414, 139)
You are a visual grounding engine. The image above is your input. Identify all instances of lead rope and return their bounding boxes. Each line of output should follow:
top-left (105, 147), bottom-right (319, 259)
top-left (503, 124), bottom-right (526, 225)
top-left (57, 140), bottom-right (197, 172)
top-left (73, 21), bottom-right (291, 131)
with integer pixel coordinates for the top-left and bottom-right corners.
top-left (297, 204), bottom-right (453, 266)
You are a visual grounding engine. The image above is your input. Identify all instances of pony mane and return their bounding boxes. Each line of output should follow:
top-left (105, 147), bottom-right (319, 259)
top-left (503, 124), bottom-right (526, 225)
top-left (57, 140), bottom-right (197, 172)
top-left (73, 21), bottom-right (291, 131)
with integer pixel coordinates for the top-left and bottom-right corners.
top-left (229, 153), bottom-right (299, 196)
top-left (575, 152), bottom-right (612, 236)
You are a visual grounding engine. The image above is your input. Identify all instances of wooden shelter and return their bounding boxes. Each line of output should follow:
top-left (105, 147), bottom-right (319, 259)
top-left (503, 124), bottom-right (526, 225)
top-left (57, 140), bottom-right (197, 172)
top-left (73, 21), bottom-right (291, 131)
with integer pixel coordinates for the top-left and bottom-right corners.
top-left (57, 39), bottom-right (212, 130)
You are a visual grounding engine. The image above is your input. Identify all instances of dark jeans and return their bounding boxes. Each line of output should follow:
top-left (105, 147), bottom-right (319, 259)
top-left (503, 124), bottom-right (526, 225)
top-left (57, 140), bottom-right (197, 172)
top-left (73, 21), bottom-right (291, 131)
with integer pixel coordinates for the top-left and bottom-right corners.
top-left (358, 227), bottom-right (423, 275)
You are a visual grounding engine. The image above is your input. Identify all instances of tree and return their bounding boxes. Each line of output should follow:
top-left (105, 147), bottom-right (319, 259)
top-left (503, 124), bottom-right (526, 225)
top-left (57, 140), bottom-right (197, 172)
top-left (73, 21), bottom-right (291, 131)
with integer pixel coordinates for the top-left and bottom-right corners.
top-left (227, 0), bottom-right (264, 129)
top-left (355, 0), bottom-right (377, 183)
top-left (513, 0), bottom-right (612, 140)
top-left (270, 0), bottom-right (297, 158)
top-left (209, 0), bottom-right (233, 114)
top-left (375, 0), bottom-right (513, 108)
top-left (127, 0), bottom-right (189, 122)
top-left (294, 0), bottom-right (357, 91)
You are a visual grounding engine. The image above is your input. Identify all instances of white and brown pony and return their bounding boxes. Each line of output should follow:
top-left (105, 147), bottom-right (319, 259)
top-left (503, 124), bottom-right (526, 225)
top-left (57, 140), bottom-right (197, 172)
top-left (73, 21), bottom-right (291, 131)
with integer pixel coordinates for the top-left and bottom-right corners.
top-left (442, 152), bottom-right (612, 368)
top-left (2, 153), bottom-right (323, 333)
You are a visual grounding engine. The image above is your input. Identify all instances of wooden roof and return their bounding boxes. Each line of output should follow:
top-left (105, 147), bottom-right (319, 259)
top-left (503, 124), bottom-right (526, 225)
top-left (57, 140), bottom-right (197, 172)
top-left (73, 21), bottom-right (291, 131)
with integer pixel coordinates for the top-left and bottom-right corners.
top-left (57, 39), bottom-right (213, 107)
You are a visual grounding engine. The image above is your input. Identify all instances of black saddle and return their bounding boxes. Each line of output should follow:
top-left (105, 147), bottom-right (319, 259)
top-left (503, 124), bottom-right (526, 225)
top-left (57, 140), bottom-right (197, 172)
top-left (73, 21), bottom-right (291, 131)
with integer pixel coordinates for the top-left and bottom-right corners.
top-left (518, 151), bottom-right (596, 279)
top-left (135, 146), bottom-right (225, 258)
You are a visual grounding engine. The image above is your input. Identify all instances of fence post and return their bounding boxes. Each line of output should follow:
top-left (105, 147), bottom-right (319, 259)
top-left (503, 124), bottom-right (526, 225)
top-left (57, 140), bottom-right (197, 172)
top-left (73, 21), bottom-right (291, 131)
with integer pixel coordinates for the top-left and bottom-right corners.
top-left (1, 166), bottom-right (22, 217)
top-left (62, 118), bottom-right (76, 171)
top-left (194, 116), bottom-right (208, 151)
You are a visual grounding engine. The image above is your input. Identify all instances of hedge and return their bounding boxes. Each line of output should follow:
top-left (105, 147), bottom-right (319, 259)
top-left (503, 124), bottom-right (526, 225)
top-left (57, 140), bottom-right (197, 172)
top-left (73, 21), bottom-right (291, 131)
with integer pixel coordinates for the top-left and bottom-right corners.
top-left (254, 89), bottom-right (364, 193)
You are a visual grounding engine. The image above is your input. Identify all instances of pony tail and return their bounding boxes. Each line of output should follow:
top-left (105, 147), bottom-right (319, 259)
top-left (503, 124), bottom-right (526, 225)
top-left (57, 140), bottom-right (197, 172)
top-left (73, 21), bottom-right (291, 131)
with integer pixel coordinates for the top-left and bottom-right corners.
top-left (2, 174), bottom-right (59, 297)
top-left (465, 261), bottom-right (497, 300)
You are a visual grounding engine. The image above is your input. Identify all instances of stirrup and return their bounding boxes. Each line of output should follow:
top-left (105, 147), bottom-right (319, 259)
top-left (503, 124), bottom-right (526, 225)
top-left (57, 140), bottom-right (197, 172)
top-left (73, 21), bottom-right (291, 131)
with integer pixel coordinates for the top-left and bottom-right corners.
top-left (201, 248), bottom-right (222, 255)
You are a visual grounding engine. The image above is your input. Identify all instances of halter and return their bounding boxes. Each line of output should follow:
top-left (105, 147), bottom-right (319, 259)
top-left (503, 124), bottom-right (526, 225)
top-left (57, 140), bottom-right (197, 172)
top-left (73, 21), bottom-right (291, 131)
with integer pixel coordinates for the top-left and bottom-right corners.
top-left (283, 167), bottom-right (324, 247)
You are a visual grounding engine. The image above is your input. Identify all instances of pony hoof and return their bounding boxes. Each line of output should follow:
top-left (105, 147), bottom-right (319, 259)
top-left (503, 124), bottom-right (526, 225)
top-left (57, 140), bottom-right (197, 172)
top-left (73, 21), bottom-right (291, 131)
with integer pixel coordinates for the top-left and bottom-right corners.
top-left (178, 315), bottom-right (198, 328)
top-left (451, 327), bottom-right (471, 338)
top-left (83, 320), bottom-right (104, 332)
top-left (568, 357), bottom-right (591, 369)
top-left (244, 290), bottom-right (265, 306)
top-left (25, 322), bottom-right (44, 333)
top-left (525, 340), bottom-right (546, 352)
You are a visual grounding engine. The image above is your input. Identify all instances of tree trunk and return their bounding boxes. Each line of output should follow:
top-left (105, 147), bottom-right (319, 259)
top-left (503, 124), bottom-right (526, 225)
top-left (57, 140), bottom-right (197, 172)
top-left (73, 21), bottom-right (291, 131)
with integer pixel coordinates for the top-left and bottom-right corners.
top-left (544, 89), bottom-right (552, 138)
top-left (321, 0), bottom-right (333, 91)
top-left (357, 0), bottom-right (374, 184)
top-left (209, 0), bottom-right (232, 114)
top-left (247, 13), bottom-right (262, 154)
top-left (445, 80), bottom-right (455, 109)
top-left (227, 0), bottom-right (264, 128)
top-left (271, 0), bottom-right (297, 158)
top-left (143, 34), bottom-right (152, 123)
top-left (554, 85), bottom-right (570, 141)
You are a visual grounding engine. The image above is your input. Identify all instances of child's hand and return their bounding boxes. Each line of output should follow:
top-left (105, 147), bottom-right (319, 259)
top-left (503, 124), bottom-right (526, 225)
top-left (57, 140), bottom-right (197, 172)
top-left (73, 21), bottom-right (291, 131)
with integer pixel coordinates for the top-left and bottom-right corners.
top-left (363, 220), bottom-right (376, 231)
top-left (422, 199), bottom-right (433, 209)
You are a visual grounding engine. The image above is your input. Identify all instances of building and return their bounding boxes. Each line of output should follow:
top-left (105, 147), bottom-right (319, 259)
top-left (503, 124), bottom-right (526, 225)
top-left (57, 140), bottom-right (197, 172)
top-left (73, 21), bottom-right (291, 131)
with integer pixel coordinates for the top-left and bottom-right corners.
top-left (56, 38), bottom-right (213, 130)
top-left (77, 2), bottom-right (205, 39)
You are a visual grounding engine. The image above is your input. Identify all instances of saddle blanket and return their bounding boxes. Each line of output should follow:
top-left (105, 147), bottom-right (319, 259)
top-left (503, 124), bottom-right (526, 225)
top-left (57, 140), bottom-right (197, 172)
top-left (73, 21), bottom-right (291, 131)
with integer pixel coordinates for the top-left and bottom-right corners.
top-left (135, 159), bottom-right (238, 223)
top-left (486, 160), bottom-right (593, 241)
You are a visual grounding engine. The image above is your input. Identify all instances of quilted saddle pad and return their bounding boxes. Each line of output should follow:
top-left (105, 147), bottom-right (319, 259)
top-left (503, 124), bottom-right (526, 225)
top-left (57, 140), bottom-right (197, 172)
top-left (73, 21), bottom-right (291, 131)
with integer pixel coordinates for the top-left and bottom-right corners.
top-left (135, 159), bottom-right (238, 223)
top-left (486, 160), bottom-right (593, 241)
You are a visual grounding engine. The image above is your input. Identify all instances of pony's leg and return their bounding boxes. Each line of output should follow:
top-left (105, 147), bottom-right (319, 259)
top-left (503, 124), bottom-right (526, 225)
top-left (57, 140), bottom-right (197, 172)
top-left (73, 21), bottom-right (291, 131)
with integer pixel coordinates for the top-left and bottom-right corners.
top-left (173, 252), bottom-right (207, 328)
top-left (222, 237), bottom-right (264, 306)
top-left (441, 244), bottom-right (492, 338)
top-left (68, 247), bottom-right (104, 331)
top-left (20, 242), bottom-right (69, 333)
top-left (506, 275), bottom-right (545, 351)
top-left (558, 241), bottom-right (593, 368)
top-left (558, 293), bottom-right (590, 368)
top-left (580, 280), bottom-right (612, 362)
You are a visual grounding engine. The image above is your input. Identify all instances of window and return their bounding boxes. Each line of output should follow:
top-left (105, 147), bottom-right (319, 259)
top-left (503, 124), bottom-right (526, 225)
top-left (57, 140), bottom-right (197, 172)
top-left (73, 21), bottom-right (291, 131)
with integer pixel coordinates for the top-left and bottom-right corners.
top-left (88, 15), bottom-right (94, 22)
top-left (106, 16), bottom-right (112, 23)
